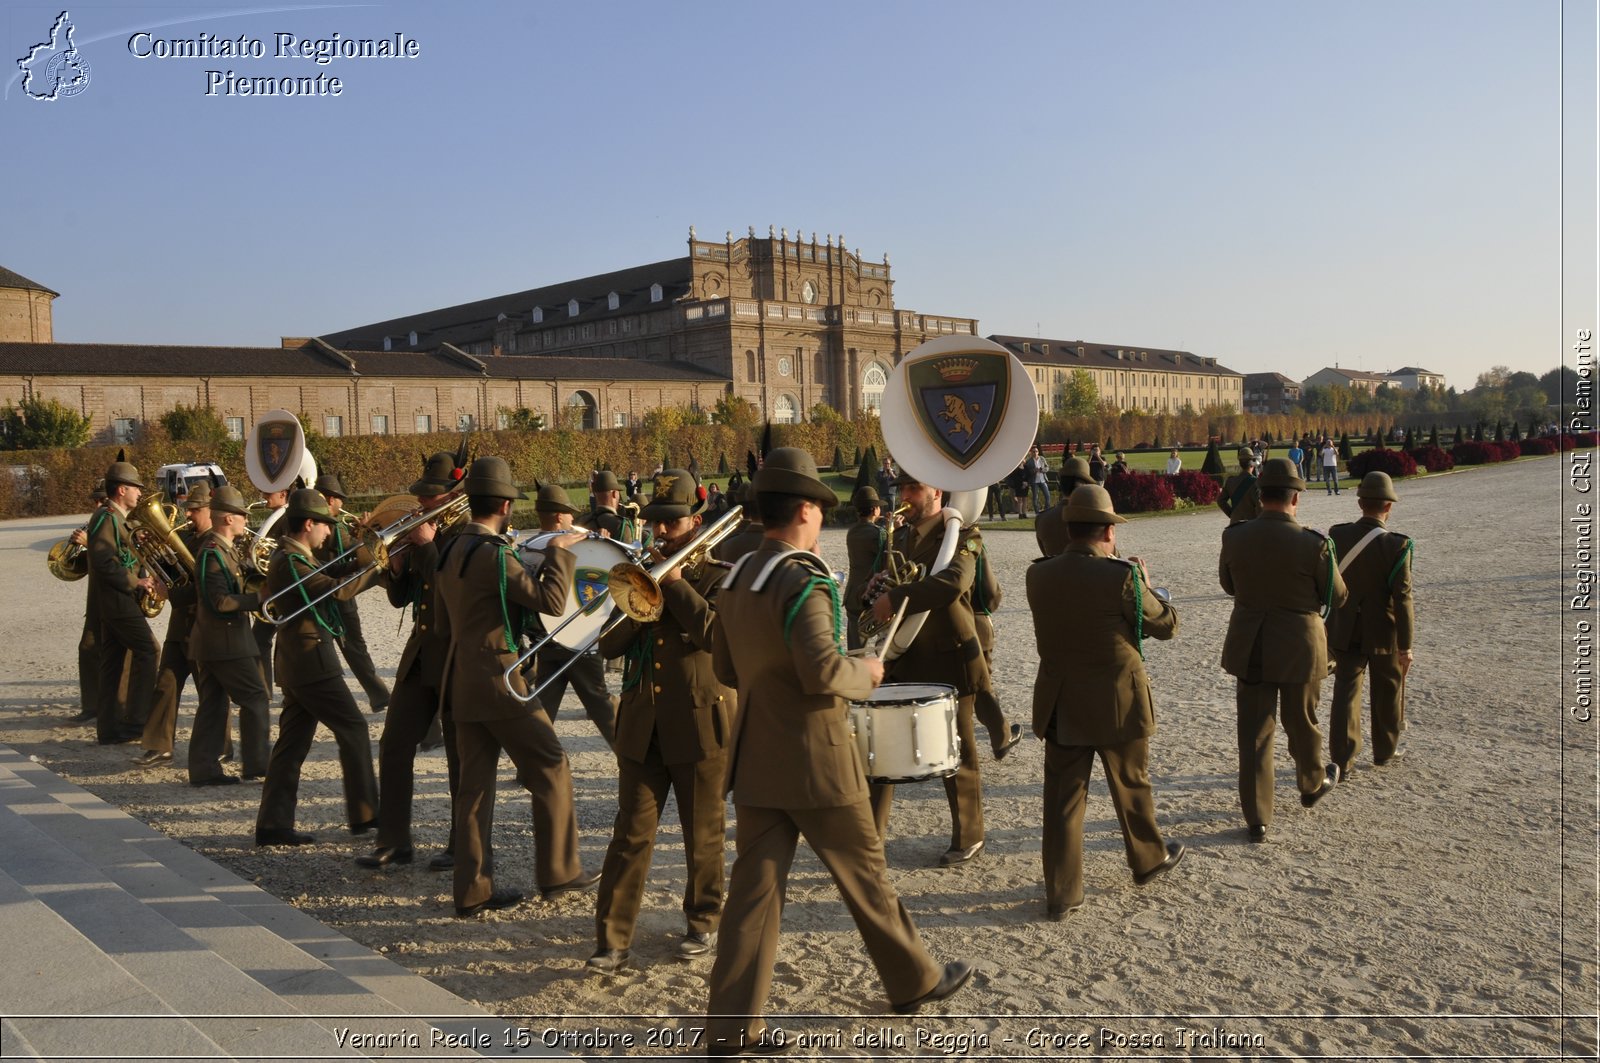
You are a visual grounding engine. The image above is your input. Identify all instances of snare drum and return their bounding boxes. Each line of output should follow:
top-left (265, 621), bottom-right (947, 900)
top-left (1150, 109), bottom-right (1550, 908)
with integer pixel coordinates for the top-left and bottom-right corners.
top-left (848, 683), bottom-right (960, 784)
top-left (517, 532), bottom-right (634, 649)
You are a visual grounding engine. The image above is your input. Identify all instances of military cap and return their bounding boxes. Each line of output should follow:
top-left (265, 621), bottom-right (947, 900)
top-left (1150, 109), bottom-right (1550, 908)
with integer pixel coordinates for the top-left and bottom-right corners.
top-left (313, 473), bottom-right (347, 500)
top-left (534, 483), bottom-right (579, 515)
top-left (285, 488), bottom-right (335, 525)
top-left (851, 485), bottom-right (882, 512)
top-left (409, 451), bottom-right (461, 496)
top-left (755, 447), bottom-right (837, 508)
top-left (1061, 484), bottom-right (1127, 525)
top-left (209, 484), bottom-right (251, 517)
top-left (1357, 471), bottom-right (1399, 502)
top-left (743, 480), bottom-right (761, 506)
top-left (592, 470), bottom-right (622, 493)
top-left (642, 468), bottom-right (706, 521)
top-left (104, 460), bottom-right (146, 490)
top-left (461, 456), bottom-right (527, 501)
top-left (1060, 457), bottom-right (1093, 488)
top-left (1236, 446), bottom-right (1257, 467)
top-left (183, 482), bottom-right (212, 511)
top-left (1257, 457), bottom-right (1307, 491)
top-left (893, 467), bottom-right (923, 489)
top-left (89, 479), bottom-right (107, 502)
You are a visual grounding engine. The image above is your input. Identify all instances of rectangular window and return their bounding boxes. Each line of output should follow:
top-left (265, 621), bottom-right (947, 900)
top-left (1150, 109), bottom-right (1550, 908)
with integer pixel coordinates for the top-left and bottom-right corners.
top-left (457, 414), bottom-right (475, 431)
top-left (225, 416), bottom-right (245, 441)
top-left (496, 409), bottom-right (509, 429)
top-left (370, 414), bottom-right (389, 435)
top-left (113, 418), bottom-right (137, 444)
top-left (415, 414), bottom-right (433, 433)
top-left (324, 415), bottom-right (343, 437)
top-left (611, 411), bottom-right (627, 427)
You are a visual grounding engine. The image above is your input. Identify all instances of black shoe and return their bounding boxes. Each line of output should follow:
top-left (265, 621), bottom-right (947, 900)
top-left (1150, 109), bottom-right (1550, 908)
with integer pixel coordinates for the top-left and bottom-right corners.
top-left (428, 851), bottom-right (455, 872)
top-left (540, 870), bottom-right (600, 900)
top-left (1301, 764), bottom-right (1339, 808)
top-left (677, 930), bottom-right (715, 958)
top-left (1133, 842), bottom-right (1186, 886)
top-left (586, 947), bottom-right (630, 972)
top-left (241, 774), bottom-right (264, 783)
top-left (891, 960), bottom-right (975, 1015)
top-left (191, 774), bottom-right (240, 788)
top-left (937, 840), bottom-right (984, 867)
top-left (220, 750), bottom-right (234, 762)
top-left (1045, 901), bottom-right (1083, 922)
top-left (132, 749), bottom-right (172, 768)
top-left (455, 887), bottom-right (524, 918)
top-left (369, 700), bottom-right (389, 714)
top-left (994, 723), bottom-right (1023, 760)
top-left (255, 827), bottom-right (314, 847)
top-left (355, 846), bottom-right (413, 869)
top-left (350, 818), bottom-right (378, 836)
top-left (1375, 745), bottom-right (1405, 766)
top-left (1248, 824), bottom-right (1268, 843)
top-left (70, 709), bottom-right (96, 723)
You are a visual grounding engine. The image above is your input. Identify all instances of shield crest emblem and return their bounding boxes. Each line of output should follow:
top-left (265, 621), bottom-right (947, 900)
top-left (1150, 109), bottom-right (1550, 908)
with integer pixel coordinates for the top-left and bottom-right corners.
top-left (256, 420), bottom-right (295, 481)
top-left (574, 568), bottom-right (610, 614)
top-left (908, 352), bottom-right (1011, 469)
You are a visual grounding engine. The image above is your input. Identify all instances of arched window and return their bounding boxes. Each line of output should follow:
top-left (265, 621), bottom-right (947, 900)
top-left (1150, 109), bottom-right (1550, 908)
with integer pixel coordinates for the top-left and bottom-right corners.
top-left (773, 394), bottom-right (797, 424)
top-left (861, 362), bottom-right (888, 413)
top-left (531, 306), bottom-right (543, 324)
top-left (566, 390), bottom-right (597, 430)
top-left (650, 283), bottom-right (663, 303)
top-left (407, 331), bottom-right (418, 346)
top-left (568, 299), bottom-right (580, 317)
top-left (745, 350), bottom-right (757, 382)
top-left (607, 291), bottom-right (620, 310)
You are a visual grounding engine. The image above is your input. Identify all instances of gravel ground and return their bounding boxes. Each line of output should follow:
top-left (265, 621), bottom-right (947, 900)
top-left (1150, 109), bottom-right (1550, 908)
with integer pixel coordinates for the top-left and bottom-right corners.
top-left (1, 458), bottom-right (1593, 1059)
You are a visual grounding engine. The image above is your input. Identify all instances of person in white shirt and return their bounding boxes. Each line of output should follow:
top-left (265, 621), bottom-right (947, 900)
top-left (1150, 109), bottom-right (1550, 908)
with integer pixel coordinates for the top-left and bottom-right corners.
top-left (1319, 441), bottom-right (1341, 495)
top-left (1164, 449), bottom-right (1182, 476)
top-left (1028, 446), bottom-right (1052, 514)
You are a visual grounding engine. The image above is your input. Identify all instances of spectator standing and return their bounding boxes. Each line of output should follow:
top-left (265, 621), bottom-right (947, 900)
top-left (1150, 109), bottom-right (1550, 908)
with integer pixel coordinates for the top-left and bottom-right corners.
top-left (877, 457), bottom-right (897, 509)
top-left (625, 471), bottom-right (642, 501)
top-left (1286, 441), bottom-right (1304, 479)
top-left (1088, 446), bottom-right (1107, 484)
top-left (1027, 446), bottom-right (1052, 514)
top-left (1164, 449), bottom-right (1182, 476)
top-left (1109, 452), bottom-right (1130, 477)
top-left (1007, 461), bottom-right (1031, 517)
top-left (1319, 439), bottom-right (1342, 495)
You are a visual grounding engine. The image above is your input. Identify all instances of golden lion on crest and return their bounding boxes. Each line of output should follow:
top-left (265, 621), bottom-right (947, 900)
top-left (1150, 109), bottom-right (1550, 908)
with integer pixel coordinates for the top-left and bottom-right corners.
top-left (936, 393), bottom-right (979, 437)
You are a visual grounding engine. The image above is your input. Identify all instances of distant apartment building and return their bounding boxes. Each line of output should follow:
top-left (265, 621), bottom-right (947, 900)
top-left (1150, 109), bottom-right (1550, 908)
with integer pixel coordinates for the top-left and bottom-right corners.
top-left (1242, 372), bottom-right (1301, 414)
top-left (990, 335), bottom-right (1244, 415)
top-left (1386, 366), bottom-right (1446, 390)
top-left (1302, 366), bottom-right (1391, 395)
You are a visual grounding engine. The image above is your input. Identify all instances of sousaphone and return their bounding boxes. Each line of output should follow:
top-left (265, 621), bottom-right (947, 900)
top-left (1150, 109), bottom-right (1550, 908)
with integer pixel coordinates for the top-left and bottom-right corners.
top-left (243, 410), bottom-right (318, 571)
top-left (874, 335), bottom-right (1038, 660)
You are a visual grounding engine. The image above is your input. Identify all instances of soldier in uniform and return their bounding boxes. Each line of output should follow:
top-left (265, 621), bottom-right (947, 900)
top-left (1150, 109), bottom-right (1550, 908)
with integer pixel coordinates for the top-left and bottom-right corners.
top-left (583, 470), bottom-right (625, 539)
top-left (1035, 457), bottom-right (1094, 558)
top-left (843, 485), bottom-right (885, 651)
top-left (251, 488), bottom-right (290, 696)
top-left (971, 534), bottom-right (1023, 759)
top-left (530, 483), bottom-right (617, 747)
top-left (133, 482), bottom-right (211, 768)
top-left (188, 485), bottom-right (271, 786)
top-left (252, 489), bottom-right (379, 846)
top-left (315, 472), bottom-right (391, 714)
top-left (1326, 471), bottom-right (1415, 777)
top-left (434, 456), bottom-right (597, 917)
top-left (1219, 457), bottom-right (1348, 840)
top-left (710, 482), bottom-right (764, 564)
top-left (705, 448), bottom-right (970, 1054)
top-left (357, 452), bottom-right (463, 871)
top-left (86, 460), bottom-right (160, 745)
top-left (71, 481), bottom-right (111, 723)
top-left (1218, 446), bottom-right (1262, 524)
top-left (867, 471), bottom-right (989, 867)
top-left (1025, 485), bottom-right (1184, 919)
top-left (587, 470), bottom-right (732, 972)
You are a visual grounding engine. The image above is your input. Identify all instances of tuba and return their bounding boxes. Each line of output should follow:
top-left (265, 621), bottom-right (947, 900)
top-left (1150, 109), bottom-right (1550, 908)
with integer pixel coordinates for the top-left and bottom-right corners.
top-left (857, 503), bottom-right (922, 644)
top-left (871, 335), bottom-right (1038, 659)
top-left (241, 409), bottom-right (318, 579)
top-left (126, 493), bottom-right (197, 618)
top-left (47, 519), bottom-right (91, 581)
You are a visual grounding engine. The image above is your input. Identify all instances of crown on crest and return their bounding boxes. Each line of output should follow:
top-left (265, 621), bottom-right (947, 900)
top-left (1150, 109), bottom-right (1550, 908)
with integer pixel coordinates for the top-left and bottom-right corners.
top-left (935, 357), bottom-right (977, 383)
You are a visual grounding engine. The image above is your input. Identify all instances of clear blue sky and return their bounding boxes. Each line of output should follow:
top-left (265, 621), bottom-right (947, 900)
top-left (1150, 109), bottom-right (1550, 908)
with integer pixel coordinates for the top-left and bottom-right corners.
top-left (3, 0), bottom-right (1586, 389)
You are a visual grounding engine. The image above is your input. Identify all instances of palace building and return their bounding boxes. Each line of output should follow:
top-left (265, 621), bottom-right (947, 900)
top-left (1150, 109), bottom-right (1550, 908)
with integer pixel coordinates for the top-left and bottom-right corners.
top-left (990, 335), bottom-right (1244, 415)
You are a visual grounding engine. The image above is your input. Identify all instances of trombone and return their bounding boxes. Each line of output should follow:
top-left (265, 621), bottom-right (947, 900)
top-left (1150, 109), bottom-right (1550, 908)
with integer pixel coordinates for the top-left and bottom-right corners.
top-left (502, 506), bottom-right (744, 703)
top-left (257, 492), bottom-right (468, 626)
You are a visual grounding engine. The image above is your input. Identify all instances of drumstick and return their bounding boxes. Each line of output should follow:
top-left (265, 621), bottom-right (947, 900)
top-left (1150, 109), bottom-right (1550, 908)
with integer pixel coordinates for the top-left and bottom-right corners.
top-left (874, 599), bottom-right (910, 659)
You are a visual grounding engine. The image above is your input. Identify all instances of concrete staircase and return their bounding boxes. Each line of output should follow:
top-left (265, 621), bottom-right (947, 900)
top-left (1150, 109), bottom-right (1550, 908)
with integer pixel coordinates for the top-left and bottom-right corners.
top-left (0, 745), bottom-right (555, 1061)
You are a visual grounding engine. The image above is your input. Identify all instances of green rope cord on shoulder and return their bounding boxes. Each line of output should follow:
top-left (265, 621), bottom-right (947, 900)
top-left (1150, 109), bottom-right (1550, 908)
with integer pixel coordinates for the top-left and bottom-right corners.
top-left (784, 576), bottom-right (844, 655)
top-left (621, 634), bottom-right (655, 693)
top-left (1388, 538), bottom-right (1414, 589)
top-left (287, 552), bottom-right (344, 639)
top-left (871, 526), bottom-right (885, 572)
top-left (1131, 563), bottom-right (1144, 660)
top-left (90, 509), bottom-right (138, 569)
top-left (1321, 542), bottom-right (1336, 620)
top-left (197, 546), bottom-right (238, 617)
top-left (496, 544), bottom-right (516, 654)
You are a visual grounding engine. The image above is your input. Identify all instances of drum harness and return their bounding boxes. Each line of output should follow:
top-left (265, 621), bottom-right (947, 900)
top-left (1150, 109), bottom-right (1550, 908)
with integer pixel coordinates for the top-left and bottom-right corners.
top-left (722, 547), bottom-right (846, 654)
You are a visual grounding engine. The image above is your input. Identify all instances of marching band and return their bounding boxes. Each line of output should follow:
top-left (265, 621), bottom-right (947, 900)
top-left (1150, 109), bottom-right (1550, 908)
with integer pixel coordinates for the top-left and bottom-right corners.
top-left (47, 338), bottom-right (1417, 1038)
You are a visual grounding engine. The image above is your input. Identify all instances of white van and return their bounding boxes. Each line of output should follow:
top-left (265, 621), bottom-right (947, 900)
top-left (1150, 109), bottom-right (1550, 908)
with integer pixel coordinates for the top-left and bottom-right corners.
top-left (155, 462), bottom-right (228, 503)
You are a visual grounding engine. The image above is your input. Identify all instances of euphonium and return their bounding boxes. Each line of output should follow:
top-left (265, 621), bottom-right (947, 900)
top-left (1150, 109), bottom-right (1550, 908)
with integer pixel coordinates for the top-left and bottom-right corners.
top-left (127, 493), bottom-right (197, 618)
top-left (47, 520), bottom-right (91, 581)
top-left (857, 504), bottom-right (922, 644)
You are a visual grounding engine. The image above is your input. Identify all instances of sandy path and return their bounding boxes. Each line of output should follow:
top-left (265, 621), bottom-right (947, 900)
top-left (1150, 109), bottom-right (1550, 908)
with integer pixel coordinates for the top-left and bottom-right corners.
top-left (1, 458), bottom-right (1592, 1059)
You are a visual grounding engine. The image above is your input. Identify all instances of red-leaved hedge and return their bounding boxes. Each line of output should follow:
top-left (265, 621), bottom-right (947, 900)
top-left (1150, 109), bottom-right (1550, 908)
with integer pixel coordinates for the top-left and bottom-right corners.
top-left (1169, 469), bottom-right (1220, 504)
top-left (1452, 441), bottom-right (1522, 465)
top-left (1558, 432), bottom-right (1598, 451)
top-left (1518, 437), bottom-right (1557, 456)
top-left (1347, 448), bottom-right (1419, 479)
top-left (1105, 470), bottom-right (1175, 514)
top-left (1409, 445), bottom-right (1455, 472)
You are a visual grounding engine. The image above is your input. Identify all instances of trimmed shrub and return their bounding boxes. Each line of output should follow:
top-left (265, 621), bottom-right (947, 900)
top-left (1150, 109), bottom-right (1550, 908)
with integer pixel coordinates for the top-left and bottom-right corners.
top-left (1451, 441), bottom-right (1502, 465)
top-left (1495, 441), bottom-right (1522, 460)
top-left (1169, 469), bottom-right (1220, 504)
top-left (1105, 470), bottom-right (1175, 514)
top-left (1410, 445), bottom-right (1455, 472)
top-left (1348, 448), bottom-right (1418, 479)
top-left (1518, 437), bottom-right (1556, 456)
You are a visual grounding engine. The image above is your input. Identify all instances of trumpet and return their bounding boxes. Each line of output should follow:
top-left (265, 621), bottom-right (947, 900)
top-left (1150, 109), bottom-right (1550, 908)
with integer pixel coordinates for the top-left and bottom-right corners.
top-left (47, 519), bottom-right (92, 581)
top-left (501, 507), bottom-right (744, 702)
top-left (257, 492), bottom-right (468, 627)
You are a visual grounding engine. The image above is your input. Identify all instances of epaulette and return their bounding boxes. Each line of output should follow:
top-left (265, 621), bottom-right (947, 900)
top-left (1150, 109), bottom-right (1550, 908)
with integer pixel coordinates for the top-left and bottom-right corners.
top-left (751, 547), bottom-right (831, 592)
top-left (1105, 555), bottom-right (1135, 566)
top-left (1387, 530), bottom-right (1412, 541)
top-left (719, 551), bottom-right (758, 590)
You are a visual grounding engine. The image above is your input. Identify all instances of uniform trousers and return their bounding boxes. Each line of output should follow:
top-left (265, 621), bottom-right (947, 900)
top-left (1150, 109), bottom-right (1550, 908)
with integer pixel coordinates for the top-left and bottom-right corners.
top-left (77, 615), bottom-right (100, 716)
top-left (1235, 678), bottom-right (1328, 827)
top-left (1041, 738), bottom-right (1167, 912)
top-left (595, 737), bottom-right (726, 950)
top-left (139, 637), bottom-right (192, 755)
top-left (337, 597), bottom-right (390, 711)
top-left (869, 693), bottom-right (984, 850)
top-left (452, 712), bottom-right (582, 908)
top-left (973, 616), bottom-right (1011, 755)
top-left (190, 657), bottom-right (271, 782)
top-left (1329, 649), bottom-right (1406, 774)
top-left (97, 614), bottom-right (158, 743)
top-left (705, 800), bottom-right (942, 1051)
top-left (252, 619), bottom-right (276, 698)
top-left (373, 671), bottom-right (460, 852)
top-left (534, 644), bottom-right (617, 746)
top-left (256, 675), bottom-right (377, 832)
